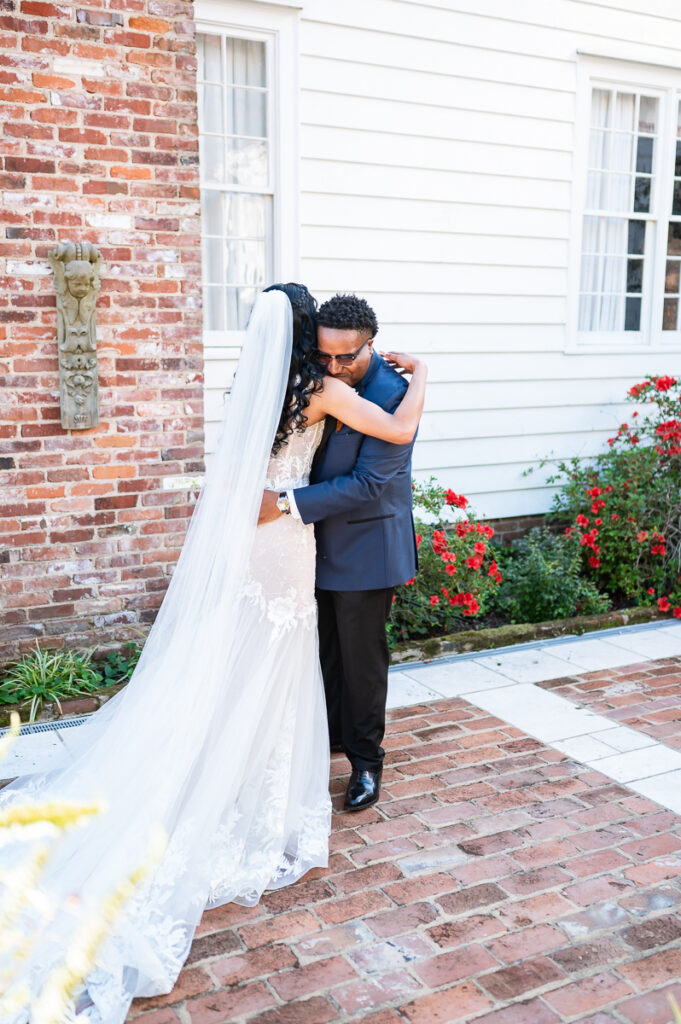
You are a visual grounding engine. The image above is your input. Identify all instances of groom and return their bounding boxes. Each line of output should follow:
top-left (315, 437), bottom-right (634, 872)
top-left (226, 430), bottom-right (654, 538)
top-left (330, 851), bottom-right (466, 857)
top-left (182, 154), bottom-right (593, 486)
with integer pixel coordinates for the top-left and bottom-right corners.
top-left (260, 294), bottom-right (419, 810)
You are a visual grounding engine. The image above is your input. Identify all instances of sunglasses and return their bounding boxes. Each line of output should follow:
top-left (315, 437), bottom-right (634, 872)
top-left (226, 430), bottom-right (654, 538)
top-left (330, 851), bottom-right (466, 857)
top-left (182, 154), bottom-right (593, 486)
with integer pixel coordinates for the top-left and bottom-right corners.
top-left (314, 337), bottom-right (371, 368)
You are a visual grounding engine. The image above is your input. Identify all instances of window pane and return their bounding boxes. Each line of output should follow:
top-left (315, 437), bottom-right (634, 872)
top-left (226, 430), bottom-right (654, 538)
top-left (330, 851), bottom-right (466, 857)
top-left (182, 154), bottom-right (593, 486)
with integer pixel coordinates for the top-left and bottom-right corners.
top-left (225, 38), bottom-right (265, 87)
top-left (638, 96), bottom-right (658, 133)
top-left (626, 258), bottom-right (643, 293)
top-left (226, 87), bottom-right (267, 138)
top-left (200, 84), bottom-right (223, 134)
top-left (586, 171), bottom-right (632, 211)
top-left (224, 193), bottom-right (267, 237)
top-left (627, 219), bottom-right (645, 255)
top-left (663, 297), bottom-right (678, 330)
top-left (673, 181), bottom-right (681, 217)
top-left (224, 240), bottom-right (266, 286)
top-left (624, 296), bottom-right (641, 330)
top-left (675, 141), bottom-right (681, 177)
top-left (610, 132), bottom-right (634, 172)
top-left (615, 92), bottom-right (635, 130)
top-left (225, 138), bottom-right (267, 187)
top-left (633, 176), bottom-right (651, 213)
top-left (201, 190), bottom-right (223, 234)
top-left (203, 287), bottom-right (224, 330)
top-left (198, 34), bottom-right (222, 84)
top-left (199, 135), bottom-right (225, 183)
top-left (636, 136), bottom-right (653, 174)
top-left (665, 260), bottom-right (680, 294)
top-left (668, 223), bottom-right (681, 256)
top-left (202, 238), bottom-right (223, 283)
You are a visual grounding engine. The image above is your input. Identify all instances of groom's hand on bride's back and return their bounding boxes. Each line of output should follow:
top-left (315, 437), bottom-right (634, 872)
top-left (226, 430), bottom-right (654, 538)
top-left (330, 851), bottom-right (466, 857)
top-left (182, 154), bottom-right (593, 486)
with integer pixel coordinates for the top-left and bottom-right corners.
top-left (258, 490), bottom-right (280, 524)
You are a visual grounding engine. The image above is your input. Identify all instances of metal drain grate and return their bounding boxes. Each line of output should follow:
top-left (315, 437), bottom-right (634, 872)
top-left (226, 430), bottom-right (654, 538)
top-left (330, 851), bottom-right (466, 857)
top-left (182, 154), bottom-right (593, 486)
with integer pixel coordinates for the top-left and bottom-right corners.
top-left (0, 716), bottom-right (90, 738)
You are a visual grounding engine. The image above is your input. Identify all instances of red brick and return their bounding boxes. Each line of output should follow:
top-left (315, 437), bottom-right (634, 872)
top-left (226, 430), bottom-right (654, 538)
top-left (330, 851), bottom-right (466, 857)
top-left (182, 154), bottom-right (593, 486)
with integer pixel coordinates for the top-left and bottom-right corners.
top-left (333, 969), bottom-right (424, 1013)
top-left (211, 945), bottom-right (296, 986)
top-left (366, 902), bottom-right (439, 938)
top-left (544, 971), bottom-right (633, 1016)
top-left (269, 955), bottom-right (357, 1001)
top-left (185, 982), bottom-right (274, 1024)
top-left (486, 923), bottom-right (566, 964)
top-left (315, 889), bottom-right (391, 925)
top-left (414, 944), bottom-right (497, 987)
top-left (246, 998), bottom-right (337, 1024)
top-left (402, 982), bottom-right (493, 1024)
top-left (238, 910), bottom-right (320, 949)
top-left (618, 948), bottom-right (681, 990)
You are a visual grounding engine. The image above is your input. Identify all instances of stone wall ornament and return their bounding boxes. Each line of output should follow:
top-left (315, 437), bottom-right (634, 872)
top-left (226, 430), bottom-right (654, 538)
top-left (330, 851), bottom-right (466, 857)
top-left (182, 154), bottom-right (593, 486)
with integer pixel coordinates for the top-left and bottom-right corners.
top-left (49, 241), bottom-right (103, 430)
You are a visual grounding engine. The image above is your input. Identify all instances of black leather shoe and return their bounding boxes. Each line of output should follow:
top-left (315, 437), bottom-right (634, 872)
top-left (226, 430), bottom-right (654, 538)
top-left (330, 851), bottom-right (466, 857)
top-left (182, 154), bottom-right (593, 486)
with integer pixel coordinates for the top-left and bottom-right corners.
top-left (344, 768), bottom-right (382, 811)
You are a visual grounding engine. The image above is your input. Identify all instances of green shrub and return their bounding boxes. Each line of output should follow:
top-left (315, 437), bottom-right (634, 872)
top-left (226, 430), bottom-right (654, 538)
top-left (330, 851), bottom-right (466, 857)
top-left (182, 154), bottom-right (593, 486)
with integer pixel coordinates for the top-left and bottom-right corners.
top-left (496, 527), bottom-right (611, 624)
top-left (389, 478), bottom-right (502, 645)
top-left (0, 644), bottom-right (104, 721)
top-left (543, 374), bottom-right (681, 617)
top-left (100, 641), bottom-right (143, 686)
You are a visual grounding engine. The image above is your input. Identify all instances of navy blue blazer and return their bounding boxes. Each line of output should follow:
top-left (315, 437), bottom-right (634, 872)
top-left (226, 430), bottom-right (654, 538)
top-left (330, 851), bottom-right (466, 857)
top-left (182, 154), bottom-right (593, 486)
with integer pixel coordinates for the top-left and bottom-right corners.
top-left (293, 352), bottom-right (418, 591)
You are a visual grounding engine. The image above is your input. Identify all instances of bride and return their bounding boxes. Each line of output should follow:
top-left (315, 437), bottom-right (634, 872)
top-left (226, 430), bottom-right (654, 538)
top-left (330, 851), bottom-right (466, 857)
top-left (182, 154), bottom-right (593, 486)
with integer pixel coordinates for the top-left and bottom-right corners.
top-left (0, 284), bottom-right (427, 1024)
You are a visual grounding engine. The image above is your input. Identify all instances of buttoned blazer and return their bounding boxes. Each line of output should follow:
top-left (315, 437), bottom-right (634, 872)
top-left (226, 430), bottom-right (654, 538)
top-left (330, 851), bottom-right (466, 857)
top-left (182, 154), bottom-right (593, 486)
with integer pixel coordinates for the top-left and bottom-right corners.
top-left (293, 352), bottom-right (418, 591)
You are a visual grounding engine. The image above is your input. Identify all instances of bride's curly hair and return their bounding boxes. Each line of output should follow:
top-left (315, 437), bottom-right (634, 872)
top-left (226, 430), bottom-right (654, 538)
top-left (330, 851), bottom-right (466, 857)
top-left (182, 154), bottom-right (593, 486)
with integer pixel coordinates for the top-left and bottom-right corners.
top-left (263, 282), bottom-right (325, 456)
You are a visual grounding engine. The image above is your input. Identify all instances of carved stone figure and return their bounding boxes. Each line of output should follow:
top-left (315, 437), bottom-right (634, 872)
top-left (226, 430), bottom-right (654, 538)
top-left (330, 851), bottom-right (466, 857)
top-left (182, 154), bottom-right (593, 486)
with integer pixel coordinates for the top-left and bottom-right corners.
top-left (48, 241), bottom-right (102, 429)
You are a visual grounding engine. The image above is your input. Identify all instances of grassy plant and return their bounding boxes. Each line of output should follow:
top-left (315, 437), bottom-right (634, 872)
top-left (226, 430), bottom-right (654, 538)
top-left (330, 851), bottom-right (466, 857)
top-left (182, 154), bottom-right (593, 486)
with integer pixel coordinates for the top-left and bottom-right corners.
top-left (0, 644), bottom-right (103, 722)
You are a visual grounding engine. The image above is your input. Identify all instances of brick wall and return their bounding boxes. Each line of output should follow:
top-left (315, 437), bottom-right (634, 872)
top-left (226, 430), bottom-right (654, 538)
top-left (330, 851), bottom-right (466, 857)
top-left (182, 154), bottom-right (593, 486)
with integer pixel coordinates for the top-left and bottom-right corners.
top-left (0, 0), bottom-right (202, 662)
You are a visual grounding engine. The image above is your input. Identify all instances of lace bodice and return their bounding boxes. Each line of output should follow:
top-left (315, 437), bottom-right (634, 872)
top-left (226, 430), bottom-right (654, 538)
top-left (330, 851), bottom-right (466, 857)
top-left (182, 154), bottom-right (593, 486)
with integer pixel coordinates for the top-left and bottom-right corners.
top-left (265, 419), bottom-right (324, 491)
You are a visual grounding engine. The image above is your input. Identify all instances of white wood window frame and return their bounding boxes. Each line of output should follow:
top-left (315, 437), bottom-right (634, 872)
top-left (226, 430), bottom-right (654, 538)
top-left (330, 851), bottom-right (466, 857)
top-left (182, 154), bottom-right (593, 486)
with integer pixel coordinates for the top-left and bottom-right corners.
top-left (194, 0), bottom-right (300, 352)
top-left (567, 53), bottom-right (681, 354)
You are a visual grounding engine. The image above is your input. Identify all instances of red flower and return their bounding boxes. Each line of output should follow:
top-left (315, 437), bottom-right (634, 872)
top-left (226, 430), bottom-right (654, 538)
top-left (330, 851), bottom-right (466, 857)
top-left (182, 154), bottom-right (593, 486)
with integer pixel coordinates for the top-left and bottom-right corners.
top-left (636, 531), bottom-right (648, 543)
top-left (588, 556), bottom-right (600, 568)
top-left (674, 607), bottom-right (681, 619)
top-left (595, 518), bottom-right (602, 525)
top-left (404, 578), bottom-right (415, 586)
top-left (586, 486), bottom-right (602, 497)
top-left (575, 514), bottom-right (589, 527)
top-left (605, 485), bottom-right (613, 493)
top-left (488, 560), bottom-right (499, 576)
top-left (628, 382), bottom-right (647, 398)
top-left (415, 533), bottom-right (422, 549)
top-left (651, 544), bottom-right (666, 556)
top-left (647, 588), bottom-right (655, 595)
top-left (482, 525), bottom-right (495, 539)
top-left (455, 522), bottom-right (469, 539)
top-left (445, 564), bottom-right (456, 576)
top-left (658, 596), bottom-right (671, 612)
top-left (611, 513), bottom-right (619, 521)
top-left (445, 489), bottom-right (468, 509)
top-left (466, 556), bottom-right (483, 571)
top-left (473, 541), bottom-right (486, 555)
top-left (591, 499), bottom-right (606, 514)
top-left (429, 595), bottom-right (439, 606)
top-left (441, 586), bottom-right (449, 597)
top-left (654, 375), bottom-right (677, 391)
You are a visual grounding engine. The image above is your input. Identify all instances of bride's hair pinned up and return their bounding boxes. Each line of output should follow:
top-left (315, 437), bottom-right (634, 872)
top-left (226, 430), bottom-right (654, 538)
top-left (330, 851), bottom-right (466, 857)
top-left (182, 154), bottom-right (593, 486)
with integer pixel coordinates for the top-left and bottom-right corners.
top-left (264, 282), bottom-right (325, 455)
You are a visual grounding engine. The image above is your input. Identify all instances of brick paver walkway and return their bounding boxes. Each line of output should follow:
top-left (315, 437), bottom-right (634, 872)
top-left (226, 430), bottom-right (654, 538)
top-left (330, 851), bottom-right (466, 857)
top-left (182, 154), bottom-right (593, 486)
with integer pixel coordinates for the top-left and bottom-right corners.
top-left (538, 656), bottom-right (681, 752)
top-left (128, 658), bottom-right (681, 1024)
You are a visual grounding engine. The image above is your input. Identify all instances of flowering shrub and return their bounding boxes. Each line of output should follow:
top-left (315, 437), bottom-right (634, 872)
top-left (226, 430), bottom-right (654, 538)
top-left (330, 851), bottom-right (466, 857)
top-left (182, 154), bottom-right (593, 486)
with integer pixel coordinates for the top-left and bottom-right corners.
top-left (545, 375), bottom-right (681, 617)
top-left (389, 478), bottom-right (502, 644)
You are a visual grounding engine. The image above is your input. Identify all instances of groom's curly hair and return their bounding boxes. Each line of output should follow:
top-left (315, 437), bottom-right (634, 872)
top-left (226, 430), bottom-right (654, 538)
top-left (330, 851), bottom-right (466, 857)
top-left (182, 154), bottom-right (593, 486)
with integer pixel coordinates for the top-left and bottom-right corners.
top-left (264, 282), bottom-right (325, 456)
top-left (317, 293), bottom-right (378, 339)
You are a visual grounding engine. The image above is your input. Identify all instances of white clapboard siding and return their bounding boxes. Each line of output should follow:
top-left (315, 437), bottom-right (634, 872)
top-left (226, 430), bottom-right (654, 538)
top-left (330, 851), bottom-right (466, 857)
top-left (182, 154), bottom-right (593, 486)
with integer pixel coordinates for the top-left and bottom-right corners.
top-left (203, 0), bottom-right (681, 520)
top-left (301, 227), bottom-right (569, 269)
top-left (301, 128), bottom-right (572, 184)
top-left (300, 194), bottom-right (571, 239)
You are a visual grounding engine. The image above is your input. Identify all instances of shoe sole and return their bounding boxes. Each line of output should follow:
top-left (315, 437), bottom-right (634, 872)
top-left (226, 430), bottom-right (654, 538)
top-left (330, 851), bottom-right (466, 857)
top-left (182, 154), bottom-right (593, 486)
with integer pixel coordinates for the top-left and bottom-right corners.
top-left (344, 792), bottom-right (380, 812)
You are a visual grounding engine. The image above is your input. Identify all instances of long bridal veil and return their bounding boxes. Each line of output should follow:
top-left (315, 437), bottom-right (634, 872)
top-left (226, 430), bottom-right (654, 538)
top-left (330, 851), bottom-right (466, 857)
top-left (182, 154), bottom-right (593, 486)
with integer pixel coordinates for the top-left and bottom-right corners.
top-left (1, 291), bottom-right (297, 1022)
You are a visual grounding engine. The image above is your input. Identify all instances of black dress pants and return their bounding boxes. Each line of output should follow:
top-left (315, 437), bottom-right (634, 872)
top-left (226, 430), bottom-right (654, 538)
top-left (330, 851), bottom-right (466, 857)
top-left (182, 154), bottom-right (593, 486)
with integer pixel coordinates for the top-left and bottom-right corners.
top-left (316, 586), bottom-right (394, 772)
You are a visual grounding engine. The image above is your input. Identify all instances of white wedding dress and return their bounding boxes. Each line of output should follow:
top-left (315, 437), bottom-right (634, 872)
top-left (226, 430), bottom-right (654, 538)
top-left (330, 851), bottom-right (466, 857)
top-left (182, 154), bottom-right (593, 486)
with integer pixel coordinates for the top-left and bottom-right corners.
top-left (0, 294), bottom-right (332, 1024)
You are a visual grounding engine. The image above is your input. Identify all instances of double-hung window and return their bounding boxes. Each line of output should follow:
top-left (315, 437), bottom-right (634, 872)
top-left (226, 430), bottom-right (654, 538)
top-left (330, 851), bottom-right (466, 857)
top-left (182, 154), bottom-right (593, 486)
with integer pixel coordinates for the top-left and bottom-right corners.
top-left (195, 0), bottom-right (298, 455)
top-left (572, 57), bottom-right (681, 349)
